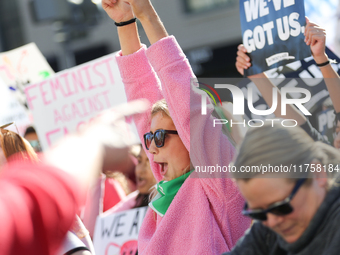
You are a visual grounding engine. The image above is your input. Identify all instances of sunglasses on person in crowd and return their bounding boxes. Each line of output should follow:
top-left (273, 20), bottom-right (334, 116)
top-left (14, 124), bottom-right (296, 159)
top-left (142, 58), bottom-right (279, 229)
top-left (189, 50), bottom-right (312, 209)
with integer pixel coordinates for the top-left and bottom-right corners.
top-left (143, 129), bottom-right (178, 150)
top-left (242, 178), bottom-right (307, 221)
top-left (0, 122), bottom-right (19, 134)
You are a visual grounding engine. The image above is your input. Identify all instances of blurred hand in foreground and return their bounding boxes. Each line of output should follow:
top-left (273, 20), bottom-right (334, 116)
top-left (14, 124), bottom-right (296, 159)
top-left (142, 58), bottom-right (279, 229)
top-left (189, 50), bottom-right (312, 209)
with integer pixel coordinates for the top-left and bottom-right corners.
top-left (45, 99), bottom-right (149, 192)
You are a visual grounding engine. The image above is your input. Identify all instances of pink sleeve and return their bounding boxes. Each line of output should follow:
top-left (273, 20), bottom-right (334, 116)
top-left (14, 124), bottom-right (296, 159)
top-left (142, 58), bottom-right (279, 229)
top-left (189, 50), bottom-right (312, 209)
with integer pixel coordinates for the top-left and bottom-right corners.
top-left (116, 46), bottom-right (164, 181)
top-left (103, 190), bottom-right (139, 215)
top-left (145, 36), bottom-right (248, 248)
top-left (0, 161), bottom-right (80, 255)
top-left (116, 37), bottom-right (237, 201)
top-left (146, 36), bottom-right (236, 196)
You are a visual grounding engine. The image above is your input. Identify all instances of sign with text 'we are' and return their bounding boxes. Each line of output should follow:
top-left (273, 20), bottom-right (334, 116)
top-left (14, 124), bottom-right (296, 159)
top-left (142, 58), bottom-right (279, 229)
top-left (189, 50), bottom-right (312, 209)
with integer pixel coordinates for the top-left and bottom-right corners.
top-left (93, 207), bottom-right (148, 255)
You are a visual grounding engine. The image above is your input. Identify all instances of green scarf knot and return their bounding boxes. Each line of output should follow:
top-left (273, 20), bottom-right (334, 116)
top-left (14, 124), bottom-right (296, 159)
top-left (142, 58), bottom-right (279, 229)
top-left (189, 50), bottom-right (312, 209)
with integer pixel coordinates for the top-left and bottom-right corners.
top-left (149, 170), bottom-right (193, 217)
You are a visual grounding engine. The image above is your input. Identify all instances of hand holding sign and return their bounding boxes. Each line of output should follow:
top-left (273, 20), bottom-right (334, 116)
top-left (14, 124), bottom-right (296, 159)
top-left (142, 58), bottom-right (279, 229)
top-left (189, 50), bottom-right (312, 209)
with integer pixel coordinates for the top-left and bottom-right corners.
top-left (236, 44), bottom-right (251, 76)
top-left (237, 18), bottom-right (329, 76)
top-left (240, 0), bottom-right (311, 75)
top-left (102, 0), bottom-right (134, 23)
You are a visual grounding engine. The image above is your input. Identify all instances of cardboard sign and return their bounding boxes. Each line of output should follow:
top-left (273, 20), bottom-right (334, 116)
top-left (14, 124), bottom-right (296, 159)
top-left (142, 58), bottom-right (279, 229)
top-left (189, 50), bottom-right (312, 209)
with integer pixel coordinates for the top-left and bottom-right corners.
top-left (0, 77), bottom-right (30, 136)
top-left (316, 108), bottom-right (336, 145)
top-left (24, 53), bottom-right (138, 150)
top-left (0, 43), bottom-right (55, 105)
top-left (235, 47), bottom-right (340, 122)
top-left (93, 207), bottom-right (148, 255)
top-left (240, 0), bottom-right (311, 75)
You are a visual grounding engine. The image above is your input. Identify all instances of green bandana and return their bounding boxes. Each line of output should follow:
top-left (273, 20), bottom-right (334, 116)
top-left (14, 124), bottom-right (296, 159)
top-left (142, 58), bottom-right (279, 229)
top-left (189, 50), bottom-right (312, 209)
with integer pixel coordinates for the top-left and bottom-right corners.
top-left (149, 170), bottom-right (193, 217)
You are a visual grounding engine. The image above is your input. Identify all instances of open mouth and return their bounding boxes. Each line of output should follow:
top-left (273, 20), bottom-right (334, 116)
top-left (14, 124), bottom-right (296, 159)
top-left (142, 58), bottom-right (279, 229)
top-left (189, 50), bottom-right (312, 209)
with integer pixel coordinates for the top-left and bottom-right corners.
top-left (155, 162), bottom-right (168, 177)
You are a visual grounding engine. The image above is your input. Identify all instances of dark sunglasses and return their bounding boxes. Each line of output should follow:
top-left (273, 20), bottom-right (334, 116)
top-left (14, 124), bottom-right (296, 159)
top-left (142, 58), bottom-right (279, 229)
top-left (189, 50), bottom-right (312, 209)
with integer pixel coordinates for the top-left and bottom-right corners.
top-left (0, 122), bottom-right (19, 134)
top-left (143, 129), bottom-right (178, 150)
top-left (242, 178), bottom-right (307, 221)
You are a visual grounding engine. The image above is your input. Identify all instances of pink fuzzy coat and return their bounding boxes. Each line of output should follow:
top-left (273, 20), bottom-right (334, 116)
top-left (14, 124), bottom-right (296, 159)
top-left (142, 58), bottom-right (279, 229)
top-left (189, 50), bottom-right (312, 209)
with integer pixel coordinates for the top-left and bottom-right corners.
top-left (116, 36), bottom-right (251, 255)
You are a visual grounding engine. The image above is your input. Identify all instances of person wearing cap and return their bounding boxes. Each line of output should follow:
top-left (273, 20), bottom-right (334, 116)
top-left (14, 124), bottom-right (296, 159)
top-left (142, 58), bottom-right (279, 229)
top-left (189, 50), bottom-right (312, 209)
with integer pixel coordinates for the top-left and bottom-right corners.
top-left (223, 123), bottom-right (340, 255)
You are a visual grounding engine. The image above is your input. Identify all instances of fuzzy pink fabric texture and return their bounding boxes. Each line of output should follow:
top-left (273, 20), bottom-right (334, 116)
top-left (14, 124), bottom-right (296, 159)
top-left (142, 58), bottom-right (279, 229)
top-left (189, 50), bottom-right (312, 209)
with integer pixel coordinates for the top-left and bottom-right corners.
top-left (81, 175), bottom-right (126, 237)
top-left (102, 190), bottom-right (139, 215)
top-left (116, 36), bottom-right (251, 255)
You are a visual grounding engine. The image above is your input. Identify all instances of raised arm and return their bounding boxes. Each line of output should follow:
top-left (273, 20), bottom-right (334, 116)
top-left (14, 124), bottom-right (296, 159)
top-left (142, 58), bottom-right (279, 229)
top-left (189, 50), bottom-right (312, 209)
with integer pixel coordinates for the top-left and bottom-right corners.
top-left (236, 46), bottom-right (329, 143)
top-left (102, 0), bottom-right (164, 179)
top-left (237, 17), bottom-right (340, 118)
top-left (125, 0), bottom-right (168, 45)
top-left (305, 17), bottom-right (340, 114)
top-left (236, 44), bottom-right (306, 125)
top-left (102, 0), bottom-right (141, 55)
top-left (122, 1), bottom-right (242, 214)
top-left (125, 0), bottom-right (236, 165)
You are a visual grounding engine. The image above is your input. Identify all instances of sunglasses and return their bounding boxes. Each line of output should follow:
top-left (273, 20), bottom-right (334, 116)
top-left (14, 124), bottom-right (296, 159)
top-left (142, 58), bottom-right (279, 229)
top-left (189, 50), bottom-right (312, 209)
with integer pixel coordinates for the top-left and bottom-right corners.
top-left (143, 129), bottom-right (178, 150)
top-left (0, 122), bottom-right (19, 134)
top-left (242, 178), bottom-right (307, 221)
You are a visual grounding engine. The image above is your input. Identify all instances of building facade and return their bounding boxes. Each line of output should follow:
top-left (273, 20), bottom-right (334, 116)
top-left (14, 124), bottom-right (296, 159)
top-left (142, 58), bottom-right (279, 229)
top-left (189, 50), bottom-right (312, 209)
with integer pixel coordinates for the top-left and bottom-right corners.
top-left (0, 0), bottom-right (243, 77)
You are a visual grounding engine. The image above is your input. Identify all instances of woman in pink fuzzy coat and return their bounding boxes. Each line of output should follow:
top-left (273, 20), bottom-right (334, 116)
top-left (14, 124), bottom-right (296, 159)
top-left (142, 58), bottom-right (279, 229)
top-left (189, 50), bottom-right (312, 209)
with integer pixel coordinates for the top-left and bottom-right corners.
top-left (102, 0), bottom-right (251, 254)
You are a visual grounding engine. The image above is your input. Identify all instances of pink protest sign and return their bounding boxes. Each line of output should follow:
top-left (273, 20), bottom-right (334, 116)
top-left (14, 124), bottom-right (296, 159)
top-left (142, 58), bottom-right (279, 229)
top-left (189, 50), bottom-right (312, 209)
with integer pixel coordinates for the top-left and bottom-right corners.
top-left (25, 53), bottom-right (137, 150)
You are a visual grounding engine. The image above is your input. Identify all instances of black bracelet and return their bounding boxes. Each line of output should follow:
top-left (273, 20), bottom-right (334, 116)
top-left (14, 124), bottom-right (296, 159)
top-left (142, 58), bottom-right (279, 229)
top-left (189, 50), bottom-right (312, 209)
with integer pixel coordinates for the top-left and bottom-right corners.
top-left (316, 60), bottom-right (330, 67)
top-left (316, 58), bottom-right (337, 67)
top-left (115, 18), bottom-right (137, 27)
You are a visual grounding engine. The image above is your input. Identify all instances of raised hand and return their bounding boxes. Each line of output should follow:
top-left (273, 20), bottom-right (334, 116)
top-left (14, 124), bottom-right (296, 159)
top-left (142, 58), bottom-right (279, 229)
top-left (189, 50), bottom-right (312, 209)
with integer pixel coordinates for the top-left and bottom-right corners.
top-left (304, 17), bottom-right (327, 64)
top-left (123, 0), bottom-right (168, 45)
top-left (102, 0), bottom-right (134, 23)
top-left (45, 100), bottom-right (149, 191)
top-left (123, 0), bottom-right (154, 21)
top-left (235, 44), bottom-right (251, 76)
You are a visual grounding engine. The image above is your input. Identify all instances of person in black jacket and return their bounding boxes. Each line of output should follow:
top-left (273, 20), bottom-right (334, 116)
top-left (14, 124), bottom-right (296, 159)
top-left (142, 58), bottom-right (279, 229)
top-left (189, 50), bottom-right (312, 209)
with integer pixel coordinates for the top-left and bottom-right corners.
top-left (223, 123), bottom-right (340, 255)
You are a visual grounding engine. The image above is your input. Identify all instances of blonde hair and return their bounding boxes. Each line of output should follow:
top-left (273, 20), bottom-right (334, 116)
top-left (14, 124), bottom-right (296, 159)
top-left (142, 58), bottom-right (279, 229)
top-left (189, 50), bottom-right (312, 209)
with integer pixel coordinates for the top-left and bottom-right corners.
top-left (232, 123), bottom-right (340, 181)
top-left (151, 99), bottom-right (171, 118)
top-left (0, 129), bottom-right (39, 163)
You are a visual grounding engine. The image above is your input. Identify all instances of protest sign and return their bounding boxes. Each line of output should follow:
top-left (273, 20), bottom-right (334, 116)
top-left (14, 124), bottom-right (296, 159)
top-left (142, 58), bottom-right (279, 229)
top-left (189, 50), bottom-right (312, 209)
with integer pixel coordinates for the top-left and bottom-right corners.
top-left (93, 206), bottom-right (148, 255)
top-left (316, 107), bottom-right (336, 145)
top-left (0, 43), bottom-right (55, 105)
top-left (236, 47), bottom-right (340, 121)
top-left (24, 53), bottom-right (138, 150)
top-left (239, 0), bottom-right (311, 75)
top-left (0, 77), bottom-right (30, 135)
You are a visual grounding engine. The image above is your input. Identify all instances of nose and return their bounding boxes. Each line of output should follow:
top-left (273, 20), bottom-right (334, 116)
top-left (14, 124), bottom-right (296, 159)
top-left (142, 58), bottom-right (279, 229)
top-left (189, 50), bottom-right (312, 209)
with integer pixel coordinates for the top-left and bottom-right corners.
top-left (263, 213), bottom-right (284, 229)
top-left (148, 138), bottom-right (159, 155)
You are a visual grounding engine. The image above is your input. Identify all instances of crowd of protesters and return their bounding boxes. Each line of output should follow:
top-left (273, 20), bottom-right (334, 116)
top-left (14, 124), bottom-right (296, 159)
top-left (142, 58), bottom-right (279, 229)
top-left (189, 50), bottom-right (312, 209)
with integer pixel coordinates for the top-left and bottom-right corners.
top-left (0, 0), bottom-right (340, 254)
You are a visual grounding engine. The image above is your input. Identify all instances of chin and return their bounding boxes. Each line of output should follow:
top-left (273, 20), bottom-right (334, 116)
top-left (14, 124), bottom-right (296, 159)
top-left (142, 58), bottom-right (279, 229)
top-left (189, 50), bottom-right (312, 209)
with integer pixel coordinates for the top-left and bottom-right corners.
top-left (282, 233), bottom-right (300, 244)
top-left (163, 176), bottom-right (172, 181)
